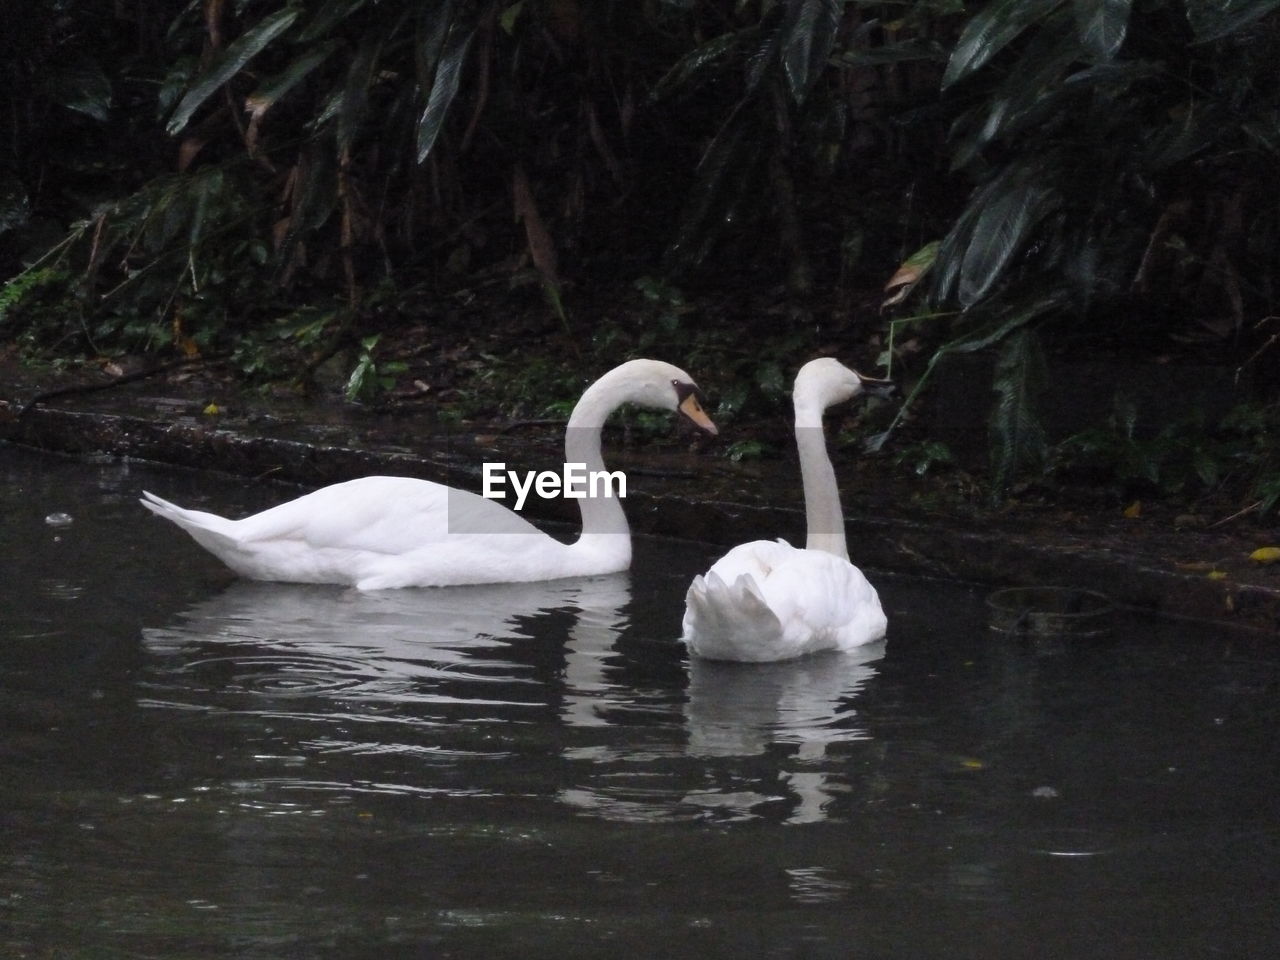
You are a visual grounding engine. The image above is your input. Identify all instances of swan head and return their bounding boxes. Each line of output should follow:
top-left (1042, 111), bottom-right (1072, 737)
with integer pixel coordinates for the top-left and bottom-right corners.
top-left (793, 357), bottom-right (894, 414)
top-left (579, 359), bottom-right (718, 435)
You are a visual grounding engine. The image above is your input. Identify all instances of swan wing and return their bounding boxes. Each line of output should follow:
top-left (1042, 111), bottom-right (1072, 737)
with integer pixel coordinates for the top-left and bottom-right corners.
top-left (758, 550), bottom-right (886, 652)
top-left (225, 476), bottom-right (543, 554)
top-left (142, 477), bottom-right (565, 588)
top-left (682, 546), bottom-right (885, 661)
top-left (701, 538), bottom-right (798, 585)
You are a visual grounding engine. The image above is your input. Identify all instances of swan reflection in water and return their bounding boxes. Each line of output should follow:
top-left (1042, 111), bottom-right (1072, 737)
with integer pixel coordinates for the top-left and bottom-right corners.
top-left (141, 575), bottom-right (884, 824)
top-left (686, 644), bottom-right (883, 824)
top-left (559, 643), bottom-right (885, 825)
top-left (683, 643), bottom-right (884, 757)
top-left (141, 574), bottom-right (633, 717)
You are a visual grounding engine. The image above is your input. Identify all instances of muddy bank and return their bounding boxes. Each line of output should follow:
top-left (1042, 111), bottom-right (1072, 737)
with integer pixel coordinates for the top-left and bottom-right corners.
top-left (2, 369), bottom-right (1278, 634)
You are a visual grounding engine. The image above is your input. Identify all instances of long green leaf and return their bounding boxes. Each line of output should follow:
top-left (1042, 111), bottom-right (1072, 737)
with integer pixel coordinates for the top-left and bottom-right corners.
top-left (187, 167), bottom-right (226, 250)
top-left (836, 40), bottom-right (947, 67)
top-left (650, 32), bottom-right (743, 103)
top-left (745, 3), bottom-right (787, 93)
top-left (299, 0), bottom-right (371, 42)
top-left (1073, 0), bottom-right (1130, 60)
top-left (950, 6), bottom-right (1077, 166)
top-left (296, 149), bottom-right (338, 234)
top-left (0, 172), bottom-right (31, 235)
top-left (942, 0), bottom-right (1064, 89)
top-left (949, 293), bottom-right (1064, 355)
top-left (167, 8), bottom-right (300, 135)
top-left (274, 147), bottom-right (337, 273)
top-left (782, 0), bottom-right (840, 104)
top-left (1143, 100), bottom-right (1225, 169)
top-left (415, 0), bottom-right (458, 84)
top-left (415, 20), bottom-right (475, 163)
top-left (1186, 0), bottom-right (1280, 42)
top-left (337, 29), bottom-right (384, 150)
top-left (958, 169), bottom-right (1057, 307)
top-left (250, 40), bottom-right (340, 107)
top-left (47, 61), bottom-right (113, 122)
top-left (989, 327), bottom-right (1048, 496)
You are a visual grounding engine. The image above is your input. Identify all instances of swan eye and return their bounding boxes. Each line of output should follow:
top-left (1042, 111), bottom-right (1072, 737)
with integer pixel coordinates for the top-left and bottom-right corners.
top-left (672, 380), bottom-right (710, 408)
top-left (673, 380), bottom-right (718, 435)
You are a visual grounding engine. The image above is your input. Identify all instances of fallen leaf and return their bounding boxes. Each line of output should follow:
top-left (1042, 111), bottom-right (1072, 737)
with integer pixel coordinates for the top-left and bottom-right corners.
top-left (881, 240), bottom-right (939, 310)
top-left (1249, 546), bottom-right (1280, 564)
top-left (1207, 570), bottom-right (1228, 580)
top-left (1123, 501), bottom-right (1142, 518)
top-left (203, 403), bottom-right (220, 415)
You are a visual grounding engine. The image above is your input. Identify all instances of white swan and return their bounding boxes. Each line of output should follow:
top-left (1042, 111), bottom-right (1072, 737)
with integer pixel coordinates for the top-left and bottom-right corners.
top-left (141, 359), bottom-right (716, 589)
top-left (681, 358), bottom-right (891, 661)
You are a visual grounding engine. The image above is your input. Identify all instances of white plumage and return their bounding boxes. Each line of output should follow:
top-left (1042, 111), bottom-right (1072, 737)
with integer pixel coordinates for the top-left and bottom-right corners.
top-left (682, 358), bottom-right (890, 662)
top-left (141, 359), bottom-right (716, 590)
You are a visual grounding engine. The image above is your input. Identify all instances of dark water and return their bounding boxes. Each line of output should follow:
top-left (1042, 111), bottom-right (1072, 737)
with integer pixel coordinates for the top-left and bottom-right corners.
top-left (2, 444), bottom-right (1278, 959)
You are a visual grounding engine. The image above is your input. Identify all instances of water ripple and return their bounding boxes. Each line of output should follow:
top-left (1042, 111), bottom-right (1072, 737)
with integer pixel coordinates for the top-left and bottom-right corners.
top-left (36, 578), bottom-right (85, 601)
top-left (181, 654), bottom-right (370, 697)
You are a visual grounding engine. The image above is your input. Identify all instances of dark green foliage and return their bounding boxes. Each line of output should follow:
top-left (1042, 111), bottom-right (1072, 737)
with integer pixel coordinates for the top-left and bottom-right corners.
top-left (989, 327), bottom-right (1048, 498)
top-left (1050, 397), bottom-right (1280, 511)
top-left (653, 1), bottom-right (949, 286)
top-left (868, 293), bottom-right (1063, 453)
top-left (0, 268), bottom-right (80, 357)
top-left (1, 0), bottom-right (1279, 511)
top-left (345, 334), bottom-right (409, 403)
top-left (0, 1), bottom-right (174, 276)
top-left (883, 0), bottom-right (1280, 494)
top-left (893, 439), bottom-right (956, 478)
top-left (933, 0), bottom-right (1280, 334)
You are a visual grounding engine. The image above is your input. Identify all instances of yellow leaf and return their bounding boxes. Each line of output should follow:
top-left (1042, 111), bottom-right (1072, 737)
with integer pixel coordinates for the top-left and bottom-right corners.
top-left (202, 403), bottom-right (220, 415)
top-left (1207, 570), bottom-right (1227, 580)
top-left (1123, 501), bottom-right (1142, 518)
top-left (960, 758), bottom-right (985, 770)
top-left (1249, 546), bottom-right (1280, 564)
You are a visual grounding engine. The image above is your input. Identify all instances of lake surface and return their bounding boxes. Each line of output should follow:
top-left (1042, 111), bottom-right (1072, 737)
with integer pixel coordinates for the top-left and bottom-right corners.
top-left (2, 443), bottom-right (1278, 959)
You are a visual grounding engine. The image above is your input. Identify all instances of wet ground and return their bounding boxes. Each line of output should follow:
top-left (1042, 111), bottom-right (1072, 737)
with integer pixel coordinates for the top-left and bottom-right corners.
top-left (3, 444), bottom-right (1279, 959)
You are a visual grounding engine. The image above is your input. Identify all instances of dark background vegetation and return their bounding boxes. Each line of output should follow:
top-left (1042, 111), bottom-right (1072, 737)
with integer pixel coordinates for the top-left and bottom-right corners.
top-left (2, 0), bottom-right (1278, 517)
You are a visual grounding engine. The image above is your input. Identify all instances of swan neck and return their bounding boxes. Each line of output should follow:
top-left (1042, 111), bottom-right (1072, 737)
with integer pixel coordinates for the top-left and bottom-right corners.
top-left (565, 378), bottom-right (630, 543)
top-left (794, 405), bottom-right (848, 559)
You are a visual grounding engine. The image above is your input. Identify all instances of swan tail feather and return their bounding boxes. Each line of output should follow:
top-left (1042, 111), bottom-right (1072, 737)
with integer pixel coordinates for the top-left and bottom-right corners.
top-left (140, 491), bottom-right (242, 554)
top-left (681, 571), bottom-right (785, 661)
